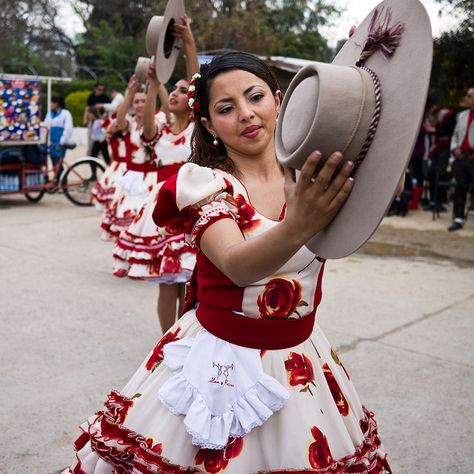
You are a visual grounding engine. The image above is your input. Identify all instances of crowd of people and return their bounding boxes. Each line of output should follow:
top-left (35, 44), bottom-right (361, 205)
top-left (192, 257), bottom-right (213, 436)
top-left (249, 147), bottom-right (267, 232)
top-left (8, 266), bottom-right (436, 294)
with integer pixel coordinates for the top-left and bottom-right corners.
top-left (393, 88), bottom-right (474, 231)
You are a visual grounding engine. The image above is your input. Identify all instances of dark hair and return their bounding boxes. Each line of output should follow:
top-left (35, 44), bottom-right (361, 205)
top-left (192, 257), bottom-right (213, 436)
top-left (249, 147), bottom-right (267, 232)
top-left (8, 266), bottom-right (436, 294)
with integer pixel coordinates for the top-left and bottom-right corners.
top-left (189, 52), bottom-right (280, 174)
top-left (87, 105), bottom-right (101, 119)
top-left (95, 82), bottom-right (106, 89)
top-left (51, 96), bottom-right (65, 109)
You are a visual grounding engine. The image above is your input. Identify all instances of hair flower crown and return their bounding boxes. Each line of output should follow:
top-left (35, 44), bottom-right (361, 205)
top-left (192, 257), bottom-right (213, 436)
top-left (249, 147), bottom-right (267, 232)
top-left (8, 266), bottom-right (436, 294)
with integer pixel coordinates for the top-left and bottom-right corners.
top-left (188, 73), bottom-right (201, 112)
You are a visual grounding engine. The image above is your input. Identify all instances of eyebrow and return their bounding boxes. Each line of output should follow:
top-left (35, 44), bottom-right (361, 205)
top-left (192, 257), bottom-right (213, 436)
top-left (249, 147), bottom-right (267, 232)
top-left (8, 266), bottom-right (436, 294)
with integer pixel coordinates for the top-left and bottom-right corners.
top-left (213, 84), bottom-right (263, 108)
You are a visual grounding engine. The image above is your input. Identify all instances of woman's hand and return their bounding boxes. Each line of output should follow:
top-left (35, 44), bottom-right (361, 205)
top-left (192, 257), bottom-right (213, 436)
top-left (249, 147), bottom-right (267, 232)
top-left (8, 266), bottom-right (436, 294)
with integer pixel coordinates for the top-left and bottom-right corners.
top-left (126, 74), bottom-right (141, 97)
top-left (172, 15), bottom-right (194, 46)
top-left (147, 62), bottom-right (161, 91)
top-left (282, 151), bottom-right (354, 242)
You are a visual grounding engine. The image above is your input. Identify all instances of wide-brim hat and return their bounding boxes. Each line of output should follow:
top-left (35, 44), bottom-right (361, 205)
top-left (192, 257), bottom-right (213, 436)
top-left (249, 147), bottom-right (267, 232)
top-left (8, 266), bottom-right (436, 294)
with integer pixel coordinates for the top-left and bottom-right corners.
top-left (145, 0), bottom-right (185, 84)
top-left (135, 56), bottom-right (152, 84)
top-left (275, 0), bottom-right (432, 259)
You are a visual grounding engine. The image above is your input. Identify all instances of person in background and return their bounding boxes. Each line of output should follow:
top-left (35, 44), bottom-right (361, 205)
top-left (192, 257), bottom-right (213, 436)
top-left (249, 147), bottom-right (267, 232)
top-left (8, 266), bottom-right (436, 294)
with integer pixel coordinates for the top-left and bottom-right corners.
top-left (83, 82), bottom-right (110, 153)
top-left (423, 98), bottom-right (456, 213)
top-left (112, 15), bottom-right (199, 334)
top-left (87, 106), bottom-right (110, 164)
top-left (97, 87), bottom-right (125, 115)
top-left (44, 96), bottom-right (73, 181)
top-left (448, 87), bottom-right (474, 231)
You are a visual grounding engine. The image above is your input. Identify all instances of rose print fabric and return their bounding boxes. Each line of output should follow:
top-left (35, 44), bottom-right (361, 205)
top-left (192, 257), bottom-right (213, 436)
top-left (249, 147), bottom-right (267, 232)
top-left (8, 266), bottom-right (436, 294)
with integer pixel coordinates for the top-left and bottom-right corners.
top-left (68, 164), bottom-right (391, 473)
top-left (112, 121), bottom-right (195, 281)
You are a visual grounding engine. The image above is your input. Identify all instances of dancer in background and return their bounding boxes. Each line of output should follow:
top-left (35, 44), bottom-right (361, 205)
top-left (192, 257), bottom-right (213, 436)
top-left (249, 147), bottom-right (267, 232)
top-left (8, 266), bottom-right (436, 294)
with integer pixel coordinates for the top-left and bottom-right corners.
top-left (101, 76), bottom-right (167, 240)
top-left (90, 112), bottom-right (132, 215)
top-left (113, 16), bottom-right (199, 333)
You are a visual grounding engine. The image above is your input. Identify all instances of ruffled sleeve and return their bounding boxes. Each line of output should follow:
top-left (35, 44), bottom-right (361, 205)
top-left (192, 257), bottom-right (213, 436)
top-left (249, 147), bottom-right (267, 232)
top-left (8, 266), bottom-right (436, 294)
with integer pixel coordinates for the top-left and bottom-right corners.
top-left (107, 113), bottom-right (132, 135)
top-left (153, 163), bottom-right (239, 248)
top-left (140, 111), bottom-right (168, 147)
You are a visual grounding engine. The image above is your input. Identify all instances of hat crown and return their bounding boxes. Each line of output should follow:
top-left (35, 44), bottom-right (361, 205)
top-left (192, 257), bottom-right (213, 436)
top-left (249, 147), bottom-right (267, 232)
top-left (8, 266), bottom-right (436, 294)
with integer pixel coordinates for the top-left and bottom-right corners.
top-left (278, 63), bottom-right (376, 169)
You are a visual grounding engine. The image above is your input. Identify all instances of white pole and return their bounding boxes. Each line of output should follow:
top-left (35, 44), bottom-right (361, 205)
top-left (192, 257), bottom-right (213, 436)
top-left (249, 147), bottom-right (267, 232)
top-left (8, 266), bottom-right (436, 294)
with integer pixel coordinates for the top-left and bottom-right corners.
top-left (47, 78), bottom-right (52, 119)
top-left (46, 79), bottom-right (52, 146)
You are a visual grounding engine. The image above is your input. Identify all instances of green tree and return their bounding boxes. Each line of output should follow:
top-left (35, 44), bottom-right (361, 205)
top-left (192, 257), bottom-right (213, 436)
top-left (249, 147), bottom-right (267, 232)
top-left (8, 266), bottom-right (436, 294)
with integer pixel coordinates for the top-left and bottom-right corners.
top-left (72, 0), bottom-right (341, 82)
top-left (435, 0), bottom-right (474, 31)
top-left (65, 90), bottom-right (91, 126)
top-left (0, 0), bottom-right (75, 76)
top-left (431, 29), bottom-right (474, 106)
top-left (431, 1), bottom-right (474, 105)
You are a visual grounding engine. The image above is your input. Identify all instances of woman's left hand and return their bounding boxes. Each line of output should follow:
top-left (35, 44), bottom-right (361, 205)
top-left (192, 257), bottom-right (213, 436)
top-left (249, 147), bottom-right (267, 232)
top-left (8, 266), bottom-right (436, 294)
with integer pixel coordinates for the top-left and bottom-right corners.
top-left (172, 15), bottom-right (194, 45)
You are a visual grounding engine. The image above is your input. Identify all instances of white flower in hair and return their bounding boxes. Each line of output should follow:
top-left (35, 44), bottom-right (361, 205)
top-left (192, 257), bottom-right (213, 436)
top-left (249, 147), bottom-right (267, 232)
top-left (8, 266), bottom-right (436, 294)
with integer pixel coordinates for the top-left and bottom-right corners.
top-left (188, 85), bottom-right (195, 92)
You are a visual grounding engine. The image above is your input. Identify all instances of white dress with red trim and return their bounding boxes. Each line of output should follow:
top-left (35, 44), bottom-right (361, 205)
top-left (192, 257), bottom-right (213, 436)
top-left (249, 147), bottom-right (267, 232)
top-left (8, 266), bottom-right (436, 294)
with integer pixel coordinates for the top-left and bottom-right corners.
top-left (112, 121), bottom-right (196, 281)
top-left (68, 163), bottom-right (391, 474)
top-left (91, 115), bottom-right (131, 213)
top-left (102, 115), bottom-right (164, 240)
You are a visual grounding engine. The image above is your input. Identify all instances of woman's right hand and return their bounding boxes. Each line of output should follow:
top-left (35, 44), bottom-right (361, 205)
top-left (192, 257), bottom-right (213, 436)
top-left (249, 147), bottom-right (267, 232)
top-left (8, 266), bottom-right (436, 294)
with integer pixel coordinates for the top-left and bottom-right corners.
top-left (282, 151), bottom-right (354, 242)
top-left (147, 62), bottom-right (161, 90)
top-left (126, 74), bottom-right (141, 97)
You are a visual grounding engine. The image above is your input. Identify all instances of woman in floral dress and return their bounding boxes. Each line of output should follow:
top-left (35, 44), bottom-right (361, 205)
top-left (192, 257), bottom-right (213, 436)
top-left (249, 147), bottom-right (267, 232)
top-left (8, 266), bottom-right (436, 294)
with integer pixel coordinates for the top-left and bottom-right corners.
top-left (67, 52), bottom-right (391, 473)
top-left (112, 17), bottom-right (198, 333)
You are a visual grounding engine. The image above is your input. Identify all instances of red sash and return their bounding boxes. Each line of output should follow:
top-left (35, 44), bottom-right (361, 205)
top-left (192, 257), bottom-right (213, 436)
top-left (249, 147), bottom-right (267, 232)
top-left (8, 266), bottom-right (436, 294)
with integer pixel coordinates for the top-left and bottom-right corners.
top-left (189, 262), bottom-right (325, 350)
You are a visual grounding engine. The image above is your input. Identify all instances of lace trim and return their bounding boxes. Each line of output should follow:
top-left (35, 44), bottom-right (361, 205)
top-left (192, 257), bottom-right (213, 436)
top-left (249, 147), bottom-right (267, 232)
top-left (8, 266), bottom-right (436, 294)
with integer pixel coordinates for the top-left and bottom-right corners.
top-left (191, 206), bottom-right (235, 247)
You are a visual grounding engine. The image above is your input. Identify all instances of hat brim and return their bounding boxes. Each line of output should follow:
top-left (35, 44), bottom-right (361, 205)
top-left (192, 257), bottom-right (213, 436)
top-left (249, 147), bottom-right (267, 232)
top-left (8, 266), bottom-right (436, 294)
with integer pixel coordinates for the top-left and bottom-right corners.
top-left (297, 0), bottom-right (432, 258)
top-left (155, 0), bottom-right (186, 84)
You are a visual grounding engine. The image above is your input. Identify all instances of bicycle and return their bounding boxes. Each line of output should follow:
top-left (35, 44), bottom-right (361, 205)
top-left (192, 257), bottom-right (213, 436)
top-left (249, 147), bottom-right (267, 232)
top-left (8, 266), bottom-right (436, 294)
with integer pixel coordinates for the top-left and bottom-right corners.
top-left (0, 126), bottom-right (106, 206)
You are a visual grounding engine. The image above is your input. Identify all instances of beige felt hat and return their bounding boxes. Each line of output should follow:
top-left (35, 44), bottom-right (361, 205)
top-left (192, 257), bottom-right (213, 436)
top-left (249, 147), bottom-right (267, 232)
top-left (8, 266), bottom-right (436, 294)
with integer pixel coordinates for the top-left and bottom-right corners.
top-left (144, 0), bottom-right (185, 84)
top-left (135, 57), bottom-right (152, 84)
top-left (275, 0), bottom-right (432, 259)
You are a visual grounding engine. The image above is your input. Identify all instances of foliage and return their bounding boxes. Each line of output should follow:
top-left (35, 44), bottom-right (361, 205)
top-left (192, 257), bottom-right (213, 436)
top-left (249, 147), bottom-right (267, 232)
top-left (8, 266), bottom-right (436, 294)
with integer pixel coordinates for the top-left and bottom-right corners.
top-left (69, 0), bottom-right (341, 82)
top-left (0, 0), bottom-right (75, 76)
top-left (431, 29), bottom-right (474, 107)
top-left (65, 90), bottom-right (91, 126)
top-left (431, 1), bottom-right (474, 106)
top-left (435, 0), bottom-right (474, 31)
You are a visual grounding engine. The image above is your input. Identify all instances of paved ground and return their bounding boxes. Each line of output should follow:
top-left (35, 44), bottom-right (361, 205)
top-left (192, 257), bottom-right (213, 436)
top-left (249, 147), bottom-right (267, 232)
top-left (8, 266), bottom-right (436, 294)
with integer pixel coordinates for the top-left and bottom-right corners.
top-left (1, 166), bottom-right (473, 473)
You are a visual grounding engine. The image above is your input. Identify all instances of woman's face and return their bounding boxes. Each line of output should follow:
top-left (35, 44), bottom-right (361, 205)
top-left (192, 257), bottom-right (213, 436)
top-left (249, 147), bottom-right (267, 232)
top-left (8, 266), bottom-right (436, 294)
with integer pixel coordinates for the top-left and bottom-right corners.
top-left (202, 69), bottom-right (281, 159)
top-left (133, 92), bottom-right (147, 116)
top-left (169, 79), bottom-right (190, 114)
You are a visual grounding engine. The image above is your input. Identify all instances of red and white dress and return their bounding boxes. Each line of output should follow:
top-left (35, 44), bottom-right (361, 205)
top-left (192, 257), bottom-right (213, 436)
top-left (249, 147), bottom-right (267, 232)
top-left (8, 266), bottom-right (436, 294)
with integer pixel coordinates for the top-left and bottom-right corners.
top-left (112, 121), bottom-right (196, 281)
top-left (90, 116), bottom-right (132, 213)
top-left (102, 115), bottom-right (164, 240)
top-left (68, 164), bottom-right (391, 474)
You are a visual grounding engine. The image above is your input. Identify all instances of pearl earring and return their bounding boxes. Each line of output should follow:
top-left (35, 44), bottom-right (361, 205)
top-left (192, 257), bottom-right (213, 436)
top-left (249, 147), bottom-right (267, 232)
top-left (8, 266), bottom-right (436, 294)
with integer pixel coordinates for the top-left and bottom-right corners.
top-left (212, 136), bottom-right (219, 146)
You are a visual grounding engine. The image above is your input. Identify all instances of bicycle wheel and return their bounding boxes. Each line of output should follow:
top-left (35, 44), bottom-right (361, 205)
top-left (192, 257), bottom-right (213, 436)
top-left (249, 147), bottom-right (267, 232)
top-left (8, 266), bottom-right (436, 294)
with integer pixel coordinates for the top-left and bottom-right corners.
top-left (25, 190), bottom-right (45, 202)
top-left (62, 158), bottom-right (105, 206)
